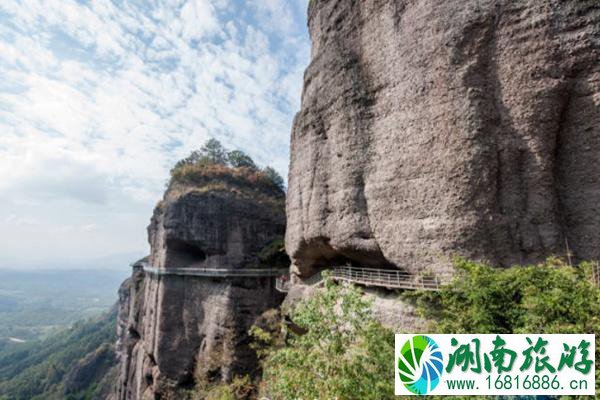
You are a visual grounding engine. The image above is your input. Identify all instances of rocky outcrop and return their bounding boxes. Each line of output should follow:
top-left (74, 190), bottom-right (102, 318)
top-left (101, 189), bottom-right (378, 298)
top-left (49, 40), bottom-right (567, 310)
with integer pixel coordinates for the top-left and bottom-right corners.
top-left (287, 0), bottom-right (600, 278)
top-left (114, 180), bottom-right (286, 399)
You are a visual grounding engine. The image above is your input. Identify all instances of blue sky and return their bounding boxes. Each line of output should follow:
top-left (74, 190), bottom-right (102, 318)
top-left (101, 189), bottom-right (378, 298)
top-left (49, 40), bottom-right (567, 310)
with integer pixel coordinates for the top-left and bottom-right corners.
top-left (0, 0), bottom-right (310, 268)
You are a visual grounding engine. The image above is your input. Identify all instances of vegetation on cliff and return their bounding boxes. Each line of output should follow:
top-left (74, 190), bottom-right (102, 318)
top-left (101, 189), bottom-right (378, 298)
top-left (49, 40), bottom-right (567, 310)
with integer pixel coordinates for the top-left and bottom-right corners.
top-left (405, 257), bottom-right (600, 400)
top-left (246, 259), bottom-right (598, 400)
top-left (169, 139), bottom-right (285, 196)
top-left (251, 277), bottom-right (394, 400)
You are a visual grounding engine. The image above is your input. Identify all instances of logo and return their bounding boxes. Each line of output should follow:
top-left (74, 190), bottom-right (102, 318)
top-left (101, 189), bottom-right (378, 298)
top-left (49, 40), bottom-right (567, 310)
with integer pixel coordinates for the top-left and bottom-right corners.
top-left (395, 334), bottom-right (595, 396)
top-left (397, 335), bottom-right (444, 395)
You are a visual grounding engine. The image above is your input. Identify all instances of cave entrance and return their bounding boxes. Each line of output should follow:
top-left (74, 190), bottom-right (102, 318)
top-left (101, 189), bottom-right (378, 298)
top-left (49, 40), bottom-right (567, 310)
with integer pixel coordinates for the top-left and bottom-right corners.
top-left (312, 248), bottom-right (396, 271)
top-left (166, 239), bottom-right (207, 268)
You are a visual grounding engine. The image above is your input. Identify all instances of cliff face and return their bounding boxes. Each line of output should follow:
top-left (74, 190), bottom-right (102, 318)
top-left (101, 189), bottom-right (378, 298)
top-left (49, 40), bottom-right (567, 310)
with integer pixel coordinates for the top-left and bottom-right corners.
top-left (287, 0), bottom-right (600, 277)
top-left (115, 182), bottom-right (286, 399)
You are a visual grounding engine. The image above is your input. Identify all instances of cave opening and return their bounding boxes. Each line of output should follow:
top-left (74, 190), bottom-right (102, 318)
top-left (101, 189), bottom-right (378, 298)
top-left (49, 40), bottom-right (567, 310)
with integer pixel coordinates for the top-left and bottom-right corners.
top-left (166, 239), bottom-right (207, 268)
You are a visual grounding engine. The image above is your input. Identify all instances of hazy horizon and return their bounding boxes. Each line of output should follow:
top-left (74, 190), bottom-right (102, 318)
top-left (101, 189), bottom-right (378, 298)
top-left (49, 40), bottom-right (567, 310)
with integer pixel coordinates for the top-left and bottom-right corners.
top-left (0, 1), bottom-right (310, 267)
top-left (0, 250), bottom-right (146, 271)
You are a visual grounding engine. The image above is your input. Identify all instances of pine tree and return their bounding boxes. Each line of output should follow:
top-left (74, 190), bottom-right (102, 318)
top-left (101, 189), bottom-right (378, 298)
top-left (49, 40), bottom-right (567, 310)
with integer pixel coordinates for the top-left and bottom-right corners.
top-left (228, 150), bottom-right (257, 170)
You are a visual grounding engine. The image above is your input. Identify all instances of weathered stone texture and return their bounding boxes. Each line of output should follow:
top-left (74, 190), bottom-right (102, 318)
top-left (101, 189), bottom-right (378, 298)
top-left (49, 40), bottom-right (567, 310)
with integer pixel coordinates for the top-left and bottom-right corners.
top-left (287, 0), bottom-right (600, 277)
top-left (115, 184), bottom-right (286, 399)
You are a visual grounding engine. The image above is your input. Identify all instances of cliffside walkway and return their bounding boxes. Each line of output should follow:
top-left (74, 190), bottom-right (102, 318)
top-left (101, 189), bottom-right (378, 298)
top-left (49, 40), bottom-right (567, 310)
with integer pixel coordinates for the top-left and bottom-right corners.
top-left (330, 265), bottom-right (441, 291)
top-left (137, 262), bottom-right (599, 291)
top-left (276, 265), bottom-right (442, 293)
top-left (137, 261), bottom-right (288, 278)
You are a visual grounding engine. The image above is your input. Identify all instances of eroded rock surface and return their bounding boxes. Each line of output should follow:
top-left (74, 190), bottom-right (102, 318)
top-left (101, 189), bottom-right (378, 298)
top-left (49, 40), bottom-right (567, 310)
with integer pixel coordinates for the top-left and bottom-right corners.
top-left (287, 0), bottom-right (600, 277)
top-left (114, 182), bottom-right (286, 399)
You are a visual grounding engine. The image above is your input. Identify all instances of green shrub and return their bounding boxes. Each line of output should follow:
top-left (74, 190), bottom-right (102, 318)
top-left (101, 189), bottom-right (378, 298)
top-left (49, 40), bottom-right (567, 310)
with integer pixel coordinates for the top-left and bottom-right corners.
top-left (255, 277), bottom-right (394, 400)
top-left (190, 375), bottom-right (254, 400)
top-left (227, 150), bottom-right (257, 170)
top-left (169, 139), bottom-right (285, 195)
top-left (262, 167), bottom-right (285, 192)
top-left (170, 163), bottom-right (284, 197)
top-left (405, 257), bottom-right (600, 400)
top-left (256, 237), bottom-right (289, 268)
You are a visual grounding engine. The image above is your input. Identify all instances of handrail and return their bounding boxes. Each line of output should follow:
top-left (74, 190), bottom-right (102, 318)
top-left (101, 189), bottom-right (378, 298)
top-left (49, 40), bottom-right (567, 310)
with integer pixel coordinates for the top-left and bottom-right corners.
top-left (329, 265), bottom-right (441, 291)
top-left (137, 261), bottom-right (444, 291)
top-left (139, 262), bottom-right (288, 278)
top-left (275, 265), bottom-right (442, 292)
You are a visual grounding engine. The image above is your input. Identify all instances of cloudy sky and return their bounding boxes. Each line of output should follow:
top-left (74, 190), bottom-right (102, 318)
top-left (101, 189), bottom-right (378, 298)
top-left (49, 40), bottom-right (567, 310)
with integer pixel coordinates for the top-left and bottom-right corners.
top-left (0, 0), bottom-right (310, 268)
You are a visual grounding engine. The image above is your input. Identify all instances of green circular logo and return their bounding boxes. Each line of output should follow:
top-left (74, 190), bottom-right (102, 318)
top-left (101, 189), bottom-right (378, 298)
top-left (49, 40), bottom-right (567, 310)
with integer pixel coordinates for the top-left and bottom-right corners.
top-left (397, 335), bottom-right (444, 395)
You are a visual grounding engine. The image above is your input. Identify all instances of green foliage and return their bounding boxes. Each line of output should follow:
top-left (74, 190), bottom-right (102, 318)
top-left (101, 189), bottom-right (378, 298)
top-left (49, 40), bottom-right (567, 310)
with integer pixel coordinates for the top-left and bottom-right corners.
top-left (169, 139), bottom-right (285, 194)
top-left (171, 138), bottom-right (228, 173)
top-left (227, 150), bottom-right (257, 170)
top-left (171, 150), bottom-right (210, 172)
top-left (201, 138), bottom-right (229, 165)
top-left (0, 308), bottom-right (117, 400)
top-left (189, 375), bottom-right (254, 400)
top-left (405, 257), bottom-right (600, 400)
top-left (256, 237), bottom-right (289, 268)
top-left (262, 167), bottom-right (285, 192)
top-left (256, 278), bottom-right (394, 400)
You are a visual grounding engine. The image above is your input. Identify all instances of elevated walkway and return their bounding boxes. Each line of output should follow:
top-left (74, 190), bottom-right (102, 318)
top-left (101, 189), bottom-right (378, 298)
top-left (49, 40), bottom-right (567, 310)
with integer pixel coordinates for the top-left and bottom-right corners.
top-left (330, 265), bottom-right (441, 291)
top-left (276, 262), bottom-right (600, 293)
top-left (136, 261), bottom-right (599, 292)
top-left (137, 261), bottom-right (288, 278)
top-left (276, 265), bottom-right (441, 293)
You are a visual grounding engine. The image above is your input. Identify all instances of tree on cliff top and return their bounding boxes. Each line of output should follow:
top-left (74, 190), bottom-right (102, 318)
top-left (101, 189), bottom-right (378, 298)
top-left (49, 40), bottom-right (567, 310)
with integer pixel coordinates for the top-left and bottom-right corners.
top-left (171, 138), bottom-right (228, 171)
top-left (201, 138), bottom-right (228, 165)
top-left (262, 167), bottom-right (284, 192)
top-left (228, 150), bottom-right (258, 170)
top-left (170, 138), bottom-right (286, 193)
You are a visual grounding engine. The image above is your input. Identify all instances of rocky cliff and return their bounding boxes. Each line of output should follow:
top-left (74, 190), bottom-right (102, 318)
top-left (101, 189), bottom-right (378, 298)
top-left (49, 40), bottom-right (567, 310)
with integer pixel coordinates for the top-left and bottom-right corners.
top-left (114, 175), bottom-right (286, 399)
top-left (287, 0), bottom-right (600, 278)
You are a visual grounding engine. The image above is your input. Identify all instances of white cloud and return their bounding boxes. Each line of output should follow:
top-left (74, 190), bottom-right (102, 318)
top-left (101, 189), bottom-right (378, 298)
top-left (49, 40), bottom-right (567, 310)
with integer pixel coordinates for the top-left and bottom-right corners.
top-left (0, 0), bottom-right (310, 265)
top-left (180, 0), bottom-right (221, 41)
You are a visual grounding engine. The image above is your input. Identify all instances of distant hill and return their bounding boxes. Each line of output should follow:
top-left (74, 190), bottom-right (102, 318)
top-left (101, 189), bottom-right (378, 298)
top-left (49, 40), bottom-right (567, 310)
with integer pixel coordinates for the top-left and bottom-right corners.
top-left (0, 306), bottom-right (117, 400)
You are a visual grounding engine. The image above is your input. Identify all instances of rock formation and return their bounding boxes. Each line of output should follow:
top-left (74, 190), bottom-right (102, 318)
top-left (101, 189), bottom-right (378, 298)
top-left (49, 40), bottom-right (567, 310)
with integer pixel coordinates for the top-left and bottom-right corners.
top-left (287, 0), bottom-right (600, 278)
top-left (114, 176), bottom-right (286, 399)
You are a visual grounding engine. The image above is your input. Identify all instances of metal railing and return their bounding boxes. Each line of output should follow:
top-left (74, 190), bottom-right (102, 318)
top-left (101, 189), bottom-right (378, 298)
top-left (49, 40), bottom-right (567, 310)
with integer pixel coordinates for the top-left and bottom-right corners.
top-left (330, 265), bottom-right (441, 291)
top-left (275, 266), bottom-right (441, 292)
top-left (140, 262), bottom-right (288, 278)
top-left (137, 260), bottom-right (599, 291)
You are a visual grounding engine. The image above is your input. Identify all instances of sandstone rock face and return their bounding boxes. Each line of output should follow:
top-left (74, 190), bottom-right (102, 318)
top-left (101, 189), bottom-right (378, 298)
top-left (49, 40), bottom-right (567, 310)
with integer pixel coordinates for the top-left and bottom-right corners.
top-left (287, 0), bottom-right (600, 277)
top-left (114, 183), bottom-right (286, 399)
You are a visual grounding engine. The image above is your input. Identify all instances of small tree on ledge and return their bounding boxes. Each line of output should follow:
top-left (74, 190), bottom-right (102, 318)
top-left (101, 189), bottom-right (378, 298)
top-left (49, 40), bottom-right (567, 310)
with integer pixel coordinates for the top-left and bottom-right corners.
top-left (228, 150), bottom-right (258, 170)
top-left (201, 138), bottom-right (228, 165)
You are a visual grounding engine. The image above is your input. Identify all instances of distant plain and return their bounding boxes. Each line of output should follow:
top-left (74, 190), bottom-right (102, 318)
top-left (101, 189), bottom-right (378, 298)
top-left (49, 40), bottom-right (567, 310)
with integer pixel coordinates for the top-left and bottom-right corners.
top-left (0, 269), bottom-right (128, 346)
